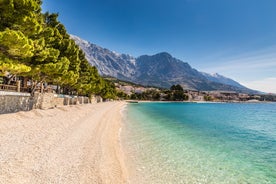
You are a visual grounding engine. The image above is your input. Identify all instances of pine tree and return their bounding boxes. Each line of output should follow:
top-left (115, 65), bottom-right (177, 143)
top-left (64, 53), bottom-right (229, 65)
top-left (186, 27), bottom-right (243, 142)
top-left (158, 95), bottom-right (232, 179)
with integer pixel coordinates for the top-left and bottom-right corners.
top-left (0, 0), bottom-right (42, 83)
top-left (0, 29), bottom-right (32, 81)
top-left (0, 0), bottom-right (118, 99)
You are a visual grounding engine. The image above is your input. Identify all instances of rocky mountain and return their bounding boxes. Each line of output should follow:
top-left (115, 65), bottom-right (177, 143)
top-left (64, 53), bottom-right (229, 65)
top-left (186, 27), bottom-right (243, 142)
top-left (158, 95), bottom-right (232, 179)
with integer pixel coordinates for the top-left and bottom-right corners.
top-left (71, 35), bottom-right (136, 80)
top-left (201, 72), bottom-right (246, 89)
top-left (71, 35), bottom-right (257, 93)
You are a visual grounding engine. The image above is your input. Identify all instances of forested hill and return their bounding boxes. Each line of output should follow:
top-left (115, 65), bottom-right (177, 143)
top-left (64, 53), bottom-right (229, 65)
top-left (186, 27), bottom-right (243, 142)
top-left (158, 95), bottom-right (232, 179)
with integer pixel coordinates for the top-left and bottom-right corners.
top-left (0, 0), bottom-right (116, 99)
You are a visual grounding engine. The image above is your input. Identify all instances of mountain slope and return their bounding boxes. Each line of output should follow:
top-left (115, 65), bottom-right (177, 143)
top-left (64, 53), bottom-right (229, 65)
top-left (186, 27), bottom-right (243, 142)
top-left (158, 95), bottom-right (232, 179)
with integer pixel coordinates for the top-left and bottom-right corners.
top-left (201, 72), bottom-right (246, 88)
top-left (134, 53), bottom-right (255, 93)
top-left (134, 52), bottom-right (209, 89)
top-left (71, 35), bottom-right (136, 80)
top-left (71, 35), bottom-right (257, 93)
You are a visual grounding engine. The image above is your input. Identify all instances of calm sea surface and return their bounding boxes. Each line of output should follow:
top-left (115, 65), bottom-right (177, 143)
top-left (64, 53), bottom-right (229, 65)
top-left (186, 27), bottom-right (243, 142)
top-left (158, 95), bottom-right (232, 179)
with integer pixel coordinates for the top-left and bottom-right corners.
top-left (122, 102), bottom-right (276, 184)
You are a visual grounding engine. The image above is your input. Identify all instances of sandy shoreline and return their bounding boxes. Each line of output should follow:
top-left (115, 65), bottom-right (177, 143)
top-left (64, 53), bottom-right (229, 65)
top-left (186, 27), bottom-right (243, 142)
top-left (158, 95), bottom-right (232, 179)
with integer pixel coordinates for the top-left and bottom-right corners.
top-left (0, 102), bottom-right (128, 184)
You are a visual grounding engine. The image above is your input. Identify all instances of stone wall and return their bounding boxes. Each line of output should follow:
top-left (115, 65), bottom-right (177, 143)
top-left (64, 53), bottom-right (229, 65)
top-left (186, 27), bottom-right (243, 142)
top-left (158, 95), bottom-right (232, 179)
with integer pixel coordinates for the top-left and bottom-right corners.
top-left (0, 92), bottom-right (32, 114)
top-left (39, 94), bottom-right (92, 109)
top-left (0, 92), bottom-right (93, 114)
top-left (91, 95), bottom-right (103, 104)
top-left (40, 93), bottom-right (63, 109)
top-left (63, 96), bottom-right (91, 106)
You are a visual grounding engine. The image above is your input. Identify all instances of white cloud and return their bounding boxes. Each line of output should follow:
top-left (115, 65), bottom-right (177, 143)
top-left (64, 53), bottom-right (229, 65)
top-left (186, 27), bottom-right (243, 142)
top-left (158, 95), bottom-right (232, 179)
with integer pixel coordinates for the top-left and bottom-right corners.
top-left (205, 62), bottom-right (276, 76)
top-left (199, 45), bottom-right (276, 84)
top-left (203, 51), bottom-right (276, 73)
top-left (241, 78), bottom-right (276, 94)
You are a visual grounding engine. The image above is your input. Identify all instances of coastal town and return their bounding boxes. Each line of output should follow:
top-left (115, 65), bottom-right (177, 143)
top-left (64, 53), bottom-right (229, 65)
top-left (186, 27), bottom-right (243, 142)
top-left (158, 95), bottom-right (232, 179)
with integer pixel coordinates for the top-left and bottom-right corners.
top-left (1, 74), bottom-right (275, 114)
top-left (114, 81), bottom-right (276, 102)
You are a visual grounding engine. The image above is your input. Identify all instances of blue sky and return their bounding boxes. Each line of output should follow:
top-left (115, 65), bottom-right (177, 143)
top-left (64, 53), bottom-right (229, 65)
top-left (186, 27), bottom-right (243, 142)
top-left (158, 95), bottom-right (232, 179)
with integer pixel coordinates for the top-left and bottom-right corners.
top-left (42, 0), bottom-right (276, 93)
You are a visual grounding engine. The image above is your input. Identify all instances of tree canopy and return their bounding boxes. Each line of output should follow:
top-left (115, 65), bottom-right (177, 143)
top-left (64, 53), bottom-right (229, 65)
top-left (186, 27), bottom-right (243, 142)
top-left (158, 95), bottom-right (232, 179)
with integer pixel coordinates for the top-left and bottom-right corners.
top-left (170, 84), bottom-right (184, 91)
top-left (0, 0), bottom-right (116, 99)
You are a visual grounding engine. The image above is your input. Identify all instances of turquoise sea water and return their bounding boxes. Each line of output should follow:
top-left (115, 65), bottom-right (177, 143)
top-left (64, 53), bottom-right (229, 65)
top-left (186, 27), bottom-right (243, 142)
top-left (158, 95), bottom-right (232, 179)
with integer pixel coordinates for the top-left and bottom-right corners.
top-left (122, 102), bottom-right (276, 184)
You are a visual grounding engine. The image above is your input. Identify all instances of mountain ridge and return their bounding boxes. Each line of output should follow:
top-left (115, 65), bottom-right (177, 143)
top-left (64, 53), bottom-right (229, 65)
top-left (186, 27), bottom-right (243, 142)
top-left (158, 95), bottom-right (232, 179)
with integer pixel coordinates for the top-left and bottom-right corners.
top-left (71, 35), bottom-right (258, 94)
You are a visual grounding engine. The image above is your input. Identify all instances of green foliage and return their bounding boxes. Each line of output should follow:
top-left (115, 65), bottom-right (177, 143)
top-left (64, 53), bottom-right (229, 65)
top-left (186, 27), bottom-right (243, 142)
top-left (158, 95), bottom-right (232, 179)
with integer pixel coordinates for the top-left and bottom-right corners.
top-left (204, 95), bottom-right (213, 101)
top-left (260, 95), bottom-right (276, 102)
top-left (0, 29), bottom-right (32, 76)
top-left (172, 91), bottom-right (187, 101)
top-left (0, 29), bottom-right (34, 58)
top-left (0, 0), bottom-right (117, 98)
top-left (0, 0), bottom-right (43, 33)
top-left (130, 93), bottom-right (139, 100)
top-left (116, 90), bottom-right (129, 99)
top-left (0, 59), bottom-right (31, 76)
top-left (170, 84), bottom-right (184, 91)
top-left (100, 80), bottom-right (117, 100)
top-left (163, 84), bottom-right (187, 101)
